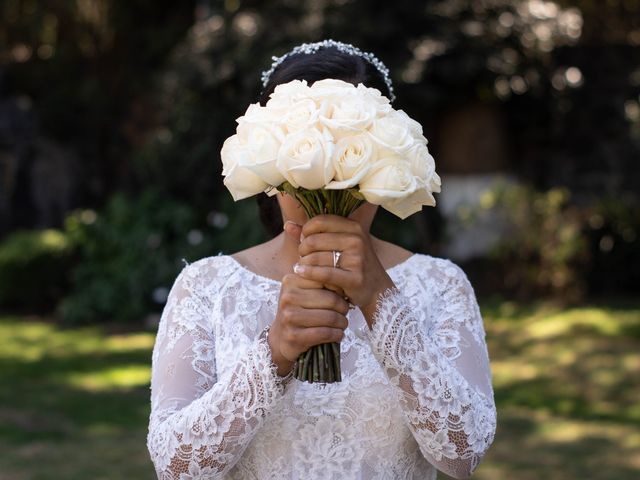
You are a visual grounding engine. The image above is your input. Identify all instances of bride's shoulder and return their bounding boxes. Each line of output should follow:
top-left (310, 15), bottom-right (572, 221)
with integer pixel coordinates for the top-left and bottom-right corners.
top-left (407, 253), bottom-right (472, 284)
top-left (372, 236), bottom-right (471, 284)
top-left (174, 253), bottom-right (241, 286)
top-left (376, 238), bottom-right (468, 283)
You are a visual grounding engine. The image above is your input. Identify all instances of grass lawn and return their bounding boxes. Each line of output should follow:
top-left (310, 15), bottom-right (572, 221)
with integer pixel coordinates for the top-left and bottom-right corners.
top-left (1, 301), bottom-right (639, 479)
top-left (471, 301), bottom-right (640, 480)
top-left (0, 319), bottom-right (156, 479)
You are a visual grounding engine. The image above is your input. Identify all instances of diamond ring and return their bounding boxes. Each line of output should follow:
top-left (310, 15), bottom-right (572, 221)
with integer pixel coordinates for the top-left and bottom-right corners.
top-left (332, 250), bottom-right (342, 269)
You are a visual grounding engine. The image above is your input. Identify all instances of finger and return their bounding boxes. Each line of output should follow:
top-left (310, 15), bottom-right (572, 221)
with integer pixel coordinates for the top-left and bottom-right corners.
top-left (283, 287), bottom-right (350, 314)
top-left (297, 326), bottom-right (345, 349)
top-left (299, 232), bottom-right (361, 257)
top-left (297, 251), bottom-right (346, 269)
top-left (283, 220), bottom-right (302, 244)
top-left (293, 308), bottom-right (348, 329)
top-left (301, 214), bottom-right (362, 238)
top-left (293, 264), bottom-right (355, 291)
top-left (282, 273), bottom-right (325, 290)
top-left (323, 283), bottom-right (348, 300)
top-left (287, 267), bottom-right (349, 303)
top-left (297, 253), bottom-right (353, 288)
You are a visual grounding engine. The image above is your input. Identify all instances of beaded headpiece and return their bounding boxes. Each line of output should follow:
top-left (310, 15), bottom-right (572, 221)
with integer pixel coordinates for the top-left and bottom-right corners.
top-left (260, 39), bottom-right (396, 103)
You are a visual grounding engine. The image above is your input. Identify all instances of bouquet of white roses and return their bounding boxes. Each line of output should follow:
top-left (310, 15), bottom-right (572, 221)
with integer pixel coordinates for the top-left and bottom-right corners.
top-left (221, 78), bottom-right (440, 383)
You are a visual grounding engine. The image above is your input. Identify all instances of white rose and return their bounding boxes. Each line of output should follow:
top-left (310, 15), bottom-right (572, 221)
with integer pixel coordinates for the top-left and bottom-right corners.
top-left (325, 134), bottom-right (376, 189)
top-left (220, 135), bottom-right (270, 201)
top-left (318, 94), bottom-right (377, 140)
top-left (268, 79), bottom-right (311, 108)
top-left (359, 157), bottom-right (418, 205)
top-left (358, 156), bottom-right (436, 218)
top-left (429, 171), bottom-right (442, 194)
top-left (379, 147), bottom-right (439, 217)
top-left (276, 127), bottom-right (335, 189)
top-left (406, 142), bottom-right (441, 194)
top-left (307, 78), bottom-right (358, 102)
top-left (395, 109), bottom-right (429, 143)
top-left (368, 112), bottom-right (416, 157)
top-left (356, 82), bottom-right (392, 108)
top-left (279, 98), bottom-right (321, 133)
top-left (406, 142), bottom-right (431, 180)
top-left (235, 122), bottom-right (286, 186)
top-left (236, 103), bottom-right (279, 125)
top-left (271, 78), bottom-right (310, 97)
top-left (238, 103), bottom-right (290, 138)
top-left (382, 185), bottom-right (436, 219)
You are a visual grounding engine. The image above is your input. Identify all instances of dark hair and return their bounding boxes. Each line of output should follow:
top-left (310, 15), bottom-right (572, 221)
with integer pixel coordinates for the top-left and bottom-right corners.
top-left (256, 45), bottom-right (393, 237)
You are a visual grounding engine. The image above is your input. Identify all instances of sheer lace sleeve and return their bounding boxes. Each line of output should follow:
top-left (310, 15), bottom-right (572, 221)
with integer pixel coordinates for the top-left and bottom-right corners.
top-left (146, 260), bottom-right (286, 479)
top-left (366, 259), bottom-right (496, 479)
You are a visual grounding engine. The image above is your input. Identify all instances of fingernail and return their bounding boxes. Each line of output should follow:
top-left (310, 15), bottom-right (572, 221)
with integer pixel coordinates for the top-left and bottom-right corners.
top-left (300, 233), bottom-right (305, 242)
top-left (284, 220), bottom-right (299, 229)
top-left (293, 263), bottom-right (305, 275)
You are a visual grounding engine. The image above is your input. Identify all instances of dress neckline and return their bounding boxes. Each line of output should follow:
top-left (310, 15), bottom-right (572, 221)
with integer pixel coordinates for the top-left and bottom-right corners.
top-left (226, 252), bottom-right (418, 286)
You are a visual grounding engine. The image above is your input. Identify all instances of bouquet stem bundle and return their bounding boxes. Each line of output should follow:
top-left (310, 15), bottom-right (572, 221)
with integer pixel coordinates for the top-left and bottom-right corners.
top-left (279, 182), bottom-right (364, 219)
top-left (278, 182), bottom-right (363, 383)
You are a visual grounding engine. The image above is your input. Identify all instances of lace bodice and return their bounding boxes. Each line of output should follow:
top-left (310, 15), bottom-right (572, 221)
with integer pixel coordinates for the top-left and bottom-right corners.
top-left (147, 253), bottom-right (496, 479)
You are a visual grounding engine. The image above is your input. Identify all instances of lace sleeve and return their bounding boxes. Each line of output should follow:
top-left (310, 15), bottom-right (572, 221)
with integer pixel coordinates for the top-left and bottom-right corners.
top-left (367, 261), bottom-right (497, 479)
top-left (147, 261), bottom-right (286, 479)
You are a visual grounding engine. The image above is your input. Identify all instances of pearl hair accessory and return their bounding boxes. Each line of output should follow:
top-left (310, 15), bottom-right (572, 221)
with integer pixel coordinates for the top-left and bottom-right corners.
top-left (260, 39), bottom-right (396, 103)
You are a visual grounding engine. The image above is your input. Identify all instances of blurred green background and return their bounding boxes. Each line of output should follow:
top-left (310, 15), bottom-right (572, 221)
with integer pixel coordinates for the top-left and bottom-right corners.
top-left (0, 0), bottom-right (639, 478)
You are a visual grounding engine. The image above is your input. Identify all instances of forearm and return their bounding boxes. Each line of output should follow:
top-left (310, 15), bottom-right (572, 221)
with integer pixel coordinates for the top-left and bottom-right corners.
top-left (148, 330), bottom-right (286, 479)
top-left (366, 287), bottom-right (496, 478)
top-left (359, 274), bottom-right (396, 327)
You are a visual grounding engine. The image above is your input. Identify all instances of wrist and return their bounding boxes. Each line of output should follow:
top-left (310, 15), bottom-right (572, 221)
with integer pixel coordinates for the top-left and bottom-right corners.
top-left (265, 326), bottom-right (295, 377)
top-left (360, 276), bottom-right (396, 327)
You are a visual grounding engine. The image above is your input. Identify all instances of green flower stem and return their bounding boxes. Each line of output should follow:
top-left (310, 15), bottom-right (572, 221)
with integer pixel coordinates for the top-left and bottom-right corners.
top-left (297, 356), bottom-right (304, 376)
top-left (312, 347), bottom-right (319, 383)
top-left (331, 342), bottom-right (341, 382)
top-left (323, 343), bottom-right (329, 370)
top-left (296, 194), bottom-right (315, 219)
top-left (301, 348), bottom-right (312, 380)
top-left (325, 343), bottom-right (334, 383)
top-left (318, 345), bottom-right (325, 382)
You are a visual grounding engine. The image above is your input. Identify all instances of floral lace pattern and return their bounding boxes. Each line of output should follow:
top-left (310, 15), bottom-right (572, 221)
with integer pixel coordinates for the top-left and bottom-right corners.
top-left (147, 253), bottom-right (496, 479)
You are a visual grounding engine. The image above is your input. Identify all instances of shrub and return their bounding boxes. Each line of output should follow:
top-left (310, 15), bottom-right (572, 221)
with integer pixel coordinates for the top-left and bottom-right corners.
top-left (58, 190), bottom-right (217, 325)
top-left (0, 185), bottom-right (268, 322)
top-left (0, 229), bottom-right (74, 311)
top-left (466, 182), bottom-right (590, 302)
top-left (585, 194), bottom-right (640, 296)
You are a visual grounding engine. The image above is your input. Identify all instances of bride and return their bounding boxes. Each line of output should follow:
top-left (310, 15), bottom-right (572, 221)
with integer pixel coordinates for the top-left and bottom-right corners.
top-left (147, 39), bottom-right (496, 479)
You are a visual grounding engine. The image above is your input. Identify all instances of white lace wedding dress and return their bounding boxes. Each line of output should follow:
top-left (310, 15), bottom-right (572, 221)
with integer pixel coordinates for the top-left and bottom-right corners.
top-left (147, 253), bottom-right (496, 479)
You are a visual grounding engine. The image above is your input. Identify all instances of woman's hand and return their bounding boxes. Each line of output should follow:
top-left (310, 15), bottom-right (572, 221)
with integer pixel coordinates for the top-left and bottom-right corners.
top-left (294, 215), bottom-right (396, 324)
top-left (268, 273), bottom-right (350, 376)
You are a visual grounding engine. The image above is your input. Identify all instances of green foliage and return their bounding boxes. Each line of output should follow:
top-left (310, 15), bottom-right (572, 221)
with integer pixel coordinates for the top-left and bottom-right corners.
top-left (465, 182), bottom-right (640, 300)
top-left (0, 185), bottom-right (268, 322)
top-left (204, 190), bottom-right (269, 254)
top-left (58, 190), bottom-right (216, 325)
top-left (470, 182), bottom-right (590, 301)
top-left (0, 229), bottom-right (74, 310)
top-left (585, 195), bottom-right (640, 295)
